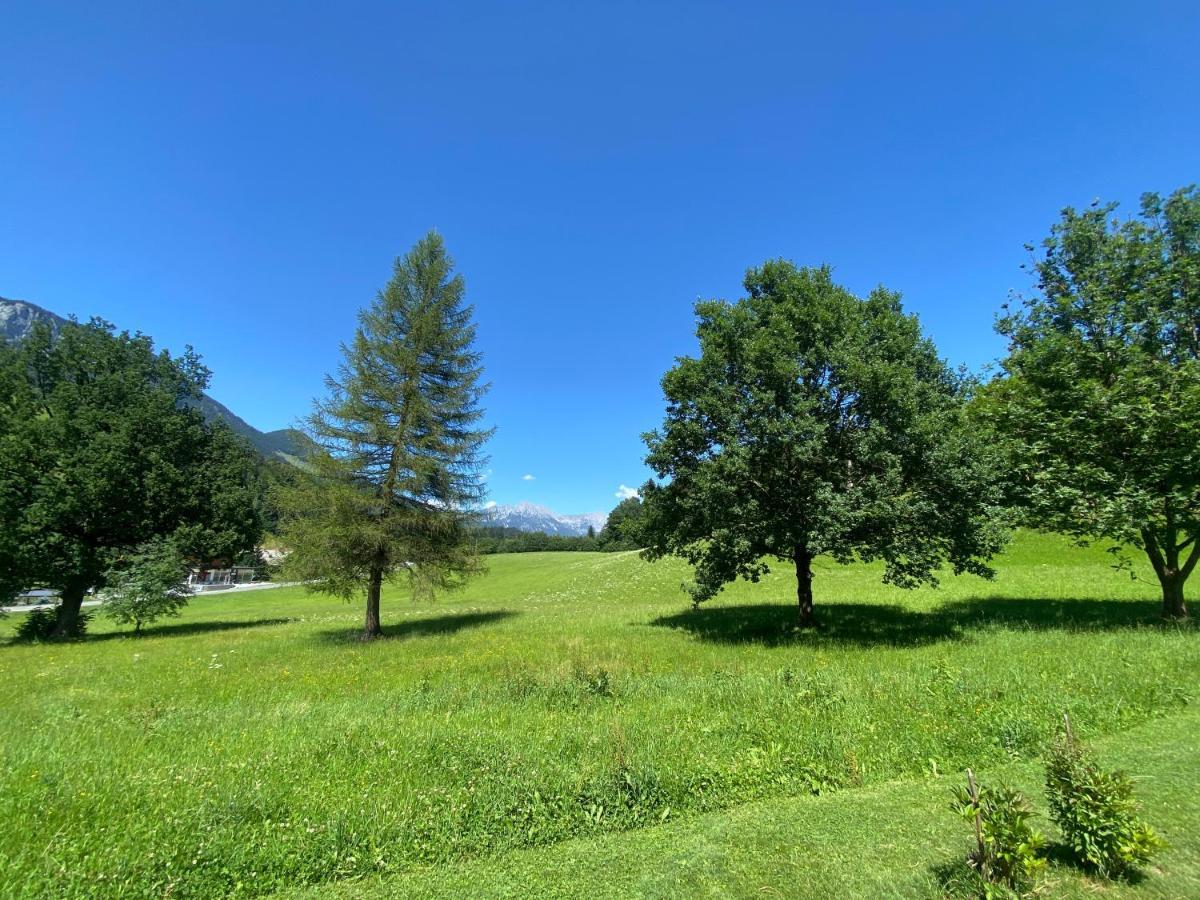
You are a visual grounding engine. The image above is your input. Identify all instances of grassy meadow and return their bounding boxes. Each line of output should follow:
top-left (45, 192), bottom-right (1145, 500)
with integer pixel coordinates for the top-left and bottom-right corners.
top-left (1, 532), bottom-right (1198, 898)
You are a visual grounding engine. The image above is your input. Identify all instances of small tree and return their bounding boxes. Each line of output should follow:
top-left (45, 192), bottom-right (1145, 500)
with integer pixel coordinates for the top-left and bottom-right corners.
top-left (950, 770), bottom-right (1046, 893)
top-left (1045, 717), bottom-right (1164, 877)
top-left (102, 540), bottom-right (193, 633)
top-left (977, 186), bottom-right (1200, 618)
top-left (277, 232), bottom-right (492, 639)
top-left (641, 261), bottom-right (1006, 626)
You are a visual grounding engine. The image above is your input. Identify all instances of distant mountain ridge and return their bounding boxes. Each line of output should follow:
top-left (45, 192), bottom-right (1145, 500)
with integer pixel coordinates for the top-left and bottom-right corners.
top-left (485, 502), bottom-right (607, 537)
top-left (0, 296), bottom-right (309, 463)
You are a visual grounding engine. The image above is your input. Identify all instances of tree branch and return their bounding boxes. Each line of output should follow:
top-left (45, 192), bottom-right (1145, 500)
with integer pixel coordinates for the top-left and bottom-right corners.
top-left (1141, 528), bottom-right (1167, 582)
top-left (1181, 533), bottom-right (1200, 580)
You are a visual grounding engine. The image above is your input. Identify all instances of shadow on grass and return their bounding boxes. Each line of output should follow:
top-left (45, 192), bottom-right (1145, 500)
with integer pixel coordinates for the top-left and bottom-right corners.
top-left (1040, 841), bottom-right (1150, 885)
top-left (89, 618), bottom-right (296, 642)
top-left (315, 609), bottom-right (518, 644)
top-left (930, 845), bottom-right (1149, 896)
top-left (3, 617), bottom-right (296, 647)
top-left (650, 602), bottom-right (959, 648)
top-left (649, 596), bottom-right (1175, 648)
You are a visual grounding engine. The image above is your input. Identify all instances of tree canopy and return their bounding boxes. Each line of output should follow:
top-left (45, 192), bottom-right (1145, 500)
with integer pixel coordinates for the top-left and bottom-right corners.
top-left (640, 261), bottom-right (1006, 626)
top-left (598, 496), bottom-right (644, 550)
top-left (277, 231), bottom-right (492, 639)
top-left (0, 319), bottom-right (265, 637)
top-left (975, 186), bottom-right (1200, 618)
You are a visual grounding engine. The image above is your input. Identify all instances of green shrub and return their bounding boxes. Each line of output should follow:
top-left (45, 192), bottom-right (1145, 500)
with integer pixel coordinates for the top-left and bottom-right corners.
top-left (13, 606), bottom-right (91, 642)
top-left (950, 771), bottom-right (1045, 895)
top-left (1045, 723), bottom-right (1165, 877)
top-left (101, 539), bottom-right (192, 633)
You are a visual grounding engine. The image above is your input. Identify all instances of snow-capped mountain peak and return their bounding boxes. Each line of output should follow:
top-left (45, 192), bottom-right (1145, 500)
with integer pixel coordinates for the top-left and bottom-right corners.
top-left (484, 502), bottom-right (607, 537)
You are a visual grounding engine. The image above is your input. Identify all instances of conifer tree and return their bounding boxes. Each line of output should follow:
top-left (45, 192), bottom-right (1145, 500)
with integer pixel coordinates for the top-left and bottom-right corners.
top-left (278, 232), bottom-right (491, 639)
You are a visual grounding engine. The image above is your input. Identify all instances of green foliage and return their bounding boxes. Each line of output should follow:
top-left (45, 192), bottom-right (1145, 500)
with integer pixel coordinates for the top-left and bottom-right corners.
top-left (641, 261), bottom-right (1006, 623)
top-left (473, 526), bottom-right (600, 554)
top-left (976, 186), bottom-right (1200, 618)
top-left (0, 318), bottom-right (265, 638)
top-left (101, 540), bottom-right (193, 633)
top-left (950, 776), bottom-right (1045, 895)
top-left (1045, 727), bottom-right (1165, 877)
top-left (276, 232), bottom-right (491, 637)
top-left (599, 496), bottom-right (644, 550)
top-left (12, 605), bottom-right (92, 643)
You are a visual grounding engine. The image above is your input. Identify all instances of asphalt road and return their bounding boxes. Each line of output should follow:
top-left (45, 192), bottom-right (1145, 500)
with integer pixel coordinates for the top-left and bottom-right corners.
top-left (1, 580), bottom-right (291, 614)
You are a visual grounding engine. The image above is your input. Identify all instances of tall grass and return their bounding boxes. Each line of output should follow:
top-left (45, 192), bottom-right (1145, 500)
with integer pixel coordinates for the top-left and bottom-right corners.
top-left (0, 532), bottom-right (1195, 897)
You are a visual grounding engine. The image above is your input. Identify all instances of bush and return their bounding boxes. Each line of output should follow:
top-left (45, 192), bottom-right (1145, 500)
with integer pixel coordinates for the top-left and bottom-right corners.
top-left (1045, 721), bottom-right (1164, 877)
top-left (950, 771), bottom-right (1045, 895)
top-left (14, 606), bottom-right (91, 642)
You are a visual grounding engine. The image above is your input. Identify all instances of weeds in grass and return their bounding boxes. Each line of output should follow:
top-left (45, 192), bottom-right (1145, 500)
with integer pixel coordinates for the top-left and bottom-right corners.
top-left (13, 606), bottom-right (92, 642)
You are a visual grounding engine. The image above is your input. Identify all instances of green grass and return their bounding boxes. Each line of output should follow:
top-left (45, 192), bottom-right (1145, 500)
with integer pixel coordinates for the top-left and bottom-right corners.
top-left (296, 705), bottom-right (1200, 899)
top-left (1, 532), bottom-right (1196, 898)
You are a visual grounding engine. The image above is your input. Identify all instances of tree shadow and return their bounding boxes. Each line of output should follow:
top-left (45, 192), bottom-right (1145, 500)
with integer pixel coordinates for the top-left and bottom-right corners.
top-left (3, 617), bottom-right (295, 647)
top-left (1039, 841), bottom-right (1150, 885)
top-left (89, 617), bottom-right (295, 642)
top-left (649, 596), bottom-right (1179, 648)
top-left (941, 596), bottom-right (1164, 631)
top-left (650, 602), bottom-right (960, 648)
top-left (315, 609), bottom-right (518, 644)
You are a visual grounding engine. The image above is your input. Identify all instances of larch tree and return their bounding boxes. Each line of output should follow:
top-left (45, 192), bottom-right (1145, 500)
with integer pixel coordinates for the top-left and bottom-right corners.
top-left (640, 261), bottom-right (1006, 627)
top-left (278, 231), bottom-right (491, 639)
top-left (976, 186), bottom-right (1200, 619)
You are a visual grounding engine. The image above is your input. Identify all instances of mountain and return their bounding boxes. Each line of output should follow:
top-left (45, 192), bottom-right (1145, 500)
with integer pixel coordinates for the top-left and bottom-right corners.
top-left (1, 296), bottom-right (65, 342)
top-left (1, 296), bottom-right (310, 463)
top-left (484, 502), bottom-right (607, 537)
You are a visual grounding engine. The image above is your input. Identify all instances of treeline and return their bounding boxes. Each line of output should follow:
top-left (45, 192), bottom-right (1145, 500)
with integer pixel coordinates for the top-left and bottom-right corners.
top-left (474, 496), bottom-right (645, 553)
top-left (6, 187), bottom-right (1200, 641)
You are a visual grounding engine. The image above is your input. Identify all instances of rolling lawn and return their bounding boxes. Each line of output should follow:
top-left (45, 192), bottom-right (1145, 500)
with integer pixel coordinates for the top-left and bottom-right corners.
top-left (1, 532), bottom-right (1197, 897)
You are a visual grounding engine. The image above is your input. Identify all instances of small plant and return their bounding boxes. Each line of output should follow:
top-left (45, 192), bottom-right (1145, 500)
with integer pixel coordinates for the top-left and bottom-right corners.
top-left (14, 606), bottom-right (91, 642)
top-left (573, 663), bottom-right (614, 698)
top-left (102, 539), bottom-right (193, 633)
top-left (950, 769), bottom-right (1045, 895)
top-left (1045, 715), bottom-right (1164, 878)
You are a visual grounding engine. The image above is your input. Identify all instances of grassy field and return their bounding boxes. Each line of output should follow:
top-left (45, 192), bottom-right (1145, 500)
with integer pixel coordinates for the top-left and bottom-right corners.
top-left (1, 532), bottom-right (1197, 898)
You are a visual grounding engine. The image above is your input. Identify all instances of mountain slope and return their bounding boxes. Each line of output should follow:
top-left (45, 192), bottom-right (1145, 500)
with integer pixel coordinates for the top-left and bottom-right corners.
top-left (1, 296), bottom-right (308, 462)
top-left (485, 502), bottom-right (607, 536)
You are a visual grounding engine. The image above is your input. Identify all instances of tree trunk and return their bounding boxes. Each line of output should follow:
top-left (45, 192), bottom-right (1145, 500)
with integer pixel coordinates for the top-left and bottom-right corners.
top-left (1160, 572), bottom-right (1188, 620)
top-left (1142, 529), bottom-right (1191, 620)
top-left (363, 565), bottom-right (384, 640)
top-left (50, 582), bottom-right (87, 640)
top-left (794, 546), bottom-right (815, 628)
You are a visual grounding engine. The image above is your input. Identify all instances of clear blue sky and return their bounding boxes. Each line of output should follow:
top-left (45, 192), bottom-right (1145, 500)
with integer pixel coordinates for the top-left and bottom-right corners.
top-left (3, 1), bottom-right (1197, 514)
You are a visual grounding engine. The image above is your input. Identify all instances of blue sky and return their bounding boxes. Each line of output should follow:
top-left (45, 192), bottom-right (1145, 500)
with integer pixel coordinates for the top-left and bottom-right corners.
top-left (3, 1), bottom-right (1197, 514)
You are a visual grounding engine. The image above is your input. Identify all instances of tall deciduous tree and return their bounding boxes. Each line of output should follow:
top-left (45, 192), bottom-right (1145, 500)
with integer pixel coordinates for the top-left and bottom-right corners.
top-left (641, 261), bottom-right (1005, 626)
top-left (0, 319), bottom-right (265, 637)
top-left (277, 232), bottom-right (491, 639)
top-left (976, 186), bottom-right (1200, 619)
